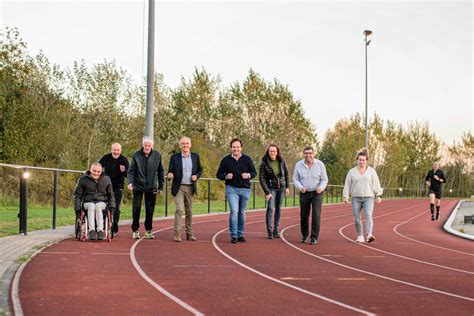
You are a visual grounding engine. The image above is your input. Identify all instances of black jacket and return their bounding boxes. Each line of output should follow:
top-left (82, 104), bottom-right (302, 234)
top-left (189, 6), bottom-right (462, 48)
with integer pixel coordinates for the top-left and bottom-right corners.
top-left (259, 156), bottom-right (290, 195)
top-left (425, 169), bottom-right (446, 192)
top-left (168, 152), bottom-right (203, 196)
top-left (128, 148), bottom-right (164, 192)
top-left (98, 153), bottom-right (129, 190)
top-left (216, 154), bottom-right (257, 189)
top-left (74, 172), bottom-right (116, 212)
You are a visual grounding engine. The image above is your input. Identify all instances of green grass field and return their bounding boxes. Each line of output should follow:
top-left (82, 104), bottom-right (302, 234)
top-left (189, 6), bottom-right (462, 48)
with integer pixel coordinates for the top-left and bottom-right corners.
top-left (0, 195), bottom-right (308, 237)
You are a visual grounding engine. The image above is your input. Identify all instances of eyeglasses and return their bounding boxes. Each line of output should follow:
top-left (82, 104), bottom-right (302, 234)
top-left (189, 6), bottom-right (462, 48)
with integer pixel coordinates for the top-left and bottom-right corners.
top-left (92, 169), bottom-right (101, 173)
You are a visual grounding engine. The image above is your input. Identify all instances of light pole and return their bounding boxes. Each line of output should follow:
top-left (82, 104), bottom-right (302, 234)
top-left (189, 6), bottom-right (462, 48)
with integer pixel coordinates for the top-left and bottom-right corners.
top-left (145, 0), bottom-right (155, 138)
top-left (363, 29), bottom-right (372, 149)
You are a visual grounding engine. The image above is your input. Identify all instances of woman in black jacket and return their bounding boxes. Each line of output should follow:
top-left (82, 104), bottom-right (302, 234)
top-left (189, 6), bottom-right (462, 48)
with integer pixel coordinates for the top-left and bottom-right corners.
top-left (259, 145), bottom-right (290, 239)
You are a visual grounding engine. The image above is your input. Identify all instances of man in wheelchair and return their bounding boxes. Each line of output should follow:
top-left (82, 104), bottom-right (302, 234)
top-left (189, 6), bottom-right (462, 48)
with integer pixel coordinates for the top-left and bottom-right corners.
top-left (74, 162), bottom-right (116, 240)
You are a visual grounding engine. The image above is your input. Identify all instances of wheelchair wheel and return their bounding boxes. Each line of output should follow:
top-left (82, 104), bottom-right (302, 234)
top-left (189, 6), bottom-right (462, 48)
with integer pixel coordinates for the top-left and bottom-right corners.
top-left (79, 211), bottom-right (88, 242)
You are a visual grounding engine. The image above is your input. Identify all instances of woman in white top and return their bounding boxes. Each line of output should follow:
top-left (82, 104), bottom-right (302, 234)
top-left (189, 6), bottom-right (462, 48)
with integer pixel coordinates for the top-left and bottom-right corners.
top-left (343, 148), bottom-right (383, 243)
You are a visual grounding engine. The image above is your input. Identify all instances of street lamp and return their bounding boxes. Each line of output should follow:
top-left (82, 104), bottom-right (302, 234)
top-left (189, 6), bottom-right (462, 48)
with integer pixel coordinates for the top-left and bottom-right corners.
top-left (363, 29), bottom-right (373, 149)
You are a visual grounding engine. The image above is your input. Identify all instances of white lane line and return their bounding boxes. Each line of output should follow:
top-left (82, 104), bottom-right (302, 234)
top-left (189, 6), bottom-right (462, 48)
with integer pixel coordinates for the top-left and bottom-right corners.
top-left (11, 238), bottom-right (71, 316)
top-left (128, 212), bottom-right (272, 316)
top-left (338, 206), bottom-right (474, 275)
top-left (211, 224), bottom-right (375, 316)
top-left (41, 251), bottom-right (80, 254)
top-left (92, 252), bottom-right (129, 255)
top-left (282, 223), bottom-right (474, 302)
top-left (393, 209), bottom-right (474, 256)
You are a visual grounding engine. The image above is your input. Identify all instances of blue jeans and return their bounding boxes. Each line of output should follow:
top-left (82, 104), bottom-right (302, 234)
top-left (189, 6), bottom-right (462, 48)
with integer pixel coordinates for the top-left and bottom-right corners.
top-left (226, 186), bottom-right (251, 238)
top-left (351, 197), bottom-right (375, 236)
top-left (266, 188), bottom-right (285, 234)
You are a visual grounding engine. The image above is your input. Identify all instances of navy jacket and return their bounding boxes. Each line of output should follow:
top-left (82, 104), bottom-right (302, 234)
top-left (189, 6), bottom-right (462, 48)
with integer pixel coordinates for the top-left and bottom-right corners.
top-left (216, 154), bottom-right (257, 189)
top-left (168, 152), bottom-right (203, 196)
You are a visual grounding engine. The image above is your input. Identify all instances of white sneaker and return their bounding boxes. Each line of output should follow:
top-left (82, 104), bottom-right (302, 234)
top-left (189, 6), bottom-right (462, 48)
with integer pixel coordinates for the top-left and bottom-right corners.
top-left (356, 236), bottom-right (365, 243)
top-left (367, 234), bottom-right (375, 243)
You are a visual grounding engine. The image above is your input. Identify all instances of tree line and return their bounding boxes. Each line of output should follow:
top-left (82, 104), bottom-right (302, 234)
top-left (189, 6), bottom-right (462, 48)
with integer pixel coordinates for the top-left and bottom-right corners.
top-left (1, 28), bottom-right (472, 206)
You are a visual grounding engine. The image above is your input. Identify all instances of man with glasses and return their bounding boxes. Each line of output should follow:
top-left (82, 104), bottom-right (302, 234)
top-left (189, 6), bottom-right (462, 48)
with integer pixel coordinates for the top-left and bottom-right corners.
top-left (293, 146), bottom-right (328, 245)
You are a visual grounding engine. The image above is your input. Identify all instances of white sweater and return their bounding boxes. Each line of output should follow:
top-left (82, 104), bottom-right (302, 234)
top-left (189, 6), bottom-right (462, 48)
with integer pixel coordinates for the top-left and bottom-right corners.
top-left (343, 166), bottom-right (383, 198)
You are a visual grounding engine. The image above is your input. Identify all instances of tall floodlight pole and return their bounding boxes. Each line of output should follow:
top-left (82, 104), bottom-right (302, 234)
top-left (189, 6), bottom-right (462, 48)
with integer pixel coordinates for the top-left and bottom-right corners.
top-left (363, 30), bottom-right (372, 149)
top-left (145, 0), bottom-right (155, 138)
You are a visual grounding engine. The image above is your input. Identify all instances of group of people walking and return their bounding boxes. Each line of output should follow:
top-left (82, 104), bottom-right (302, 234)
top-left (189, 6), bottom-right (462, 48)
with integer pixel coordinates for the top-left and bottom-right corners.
top-left (74, 136), bottom-right (446, 243)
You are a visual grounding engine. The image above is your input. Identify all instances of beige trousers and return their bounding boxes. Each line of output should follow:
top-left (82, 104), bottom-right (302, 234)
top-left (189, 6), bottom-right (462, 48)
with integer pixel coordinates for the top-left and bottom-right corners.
top-left (173, 185), bottom-right (194, 236)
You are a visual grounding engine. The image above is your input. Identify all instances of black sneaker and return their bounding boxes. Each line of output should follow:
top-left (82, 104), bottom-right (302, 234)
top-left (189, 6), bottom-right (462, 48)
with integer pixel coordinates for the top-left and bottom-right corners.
top-left (301, 236), bottom-right (307, 243)
top-left (97, 230), bottom-right (105, 240)
top-left (436, 212), bottom-right (440, 221)
top-left (237, 237), bottom-right (246, 243)
top-left (273, 231), bottom-right (280, 238)
top-left (231, 237), bottom-right (238, 244)
top-left (267, 233), bottom-right (273, 240)
top-left (310, 237), bottom-right (317, 245)
top-left (88, 231), bottom-right (96, 240)
top-left (431, 214), bottom-right (435, 221)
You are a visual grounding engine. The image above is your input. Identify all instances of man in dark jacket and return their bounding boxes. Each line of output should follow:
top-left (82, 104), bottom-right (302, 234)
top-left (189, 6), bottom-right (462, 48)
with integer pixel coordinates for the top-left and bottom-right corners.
top-left (127, 136), bottom-right (164, 239)
top-left (99, 143), bottom-right (129, 234)
top-left (259, 144), bottom-right (290, 239)
top-left (216, 138), bottom-right (257, 243)
top-left (167, 137), bottom-right (203, 242)
top-left (74, 162), bottom-right (116, 240)
top-left (425, 161), bottom-right (446, 221)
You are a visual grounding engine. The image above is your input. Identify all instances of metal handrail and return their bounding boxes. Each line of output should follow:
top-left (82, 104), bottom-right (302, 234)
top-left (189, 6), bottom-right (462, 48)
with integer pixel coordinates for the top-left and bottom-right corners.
top-left (0, 162), bottom-right (426, 235)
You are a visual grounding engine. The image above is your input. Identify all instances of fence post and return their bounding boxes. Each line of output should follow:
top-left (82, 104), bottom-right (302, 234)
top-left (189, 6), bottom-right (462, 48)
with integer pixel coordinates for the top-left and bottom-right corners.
top-left (19, 168), bottom-right (29, 235)
top-left (293, 185), bottom-right (296, 206)
top-left (165, 180), bottom-right (168, 217)
top-left (224, 191), bottom-right (227, 212)
top-left (52, 171), bottom-right (58, 229)
top-left (207, 180), bottom-right (211, 214)
top-left (331, 186), bottom-right (334, 204)
top-left (252, 182), bottom-right (256, 210)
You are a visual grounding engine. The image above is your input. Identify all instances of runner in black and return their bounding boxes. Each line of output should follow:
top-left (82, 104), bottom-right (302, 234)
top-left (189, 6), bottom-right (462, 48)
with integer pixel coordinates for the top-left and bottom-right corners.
top-left (424, 162), bottom-right (446, 221)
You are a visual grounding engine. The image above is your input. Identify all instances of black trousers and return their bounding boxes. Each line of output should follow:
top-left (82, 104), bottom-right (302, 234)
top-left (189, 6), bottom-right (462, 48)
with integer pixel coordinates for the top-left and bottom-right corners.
top-left (113, 188), bottom-right (123, 233)
top-left (131, 190), bottom-right (157, 231)
top-left (300, 191), bottom-right (323, 239)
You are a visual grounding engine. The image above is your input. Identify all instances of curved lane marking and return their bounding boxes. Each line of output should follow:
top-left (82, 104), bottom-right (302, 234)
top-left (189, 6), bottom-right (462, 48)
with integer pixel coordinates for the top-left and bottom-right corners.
top-left (282, 224), bottom-right (474, 301)
top-left (392, 209), bottom-right (474, 256)
top-left (338, 205), bottom-right (474, 275)
top-left (211, 219), bottom-right (375, 316)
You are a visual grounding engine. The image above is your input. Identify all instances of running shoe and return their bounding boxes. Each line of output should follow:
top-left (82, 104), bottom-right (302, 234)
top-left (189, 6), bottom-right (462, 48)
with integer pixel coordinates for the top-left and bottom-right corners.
top-left (132, 231), bottom-right (140, 239)
top-left (356, 236), bottom-right (365, 243)
top-left (144, 231), bottom-right (155, 239)
top-left (367, 234), bottom-right (375, 243)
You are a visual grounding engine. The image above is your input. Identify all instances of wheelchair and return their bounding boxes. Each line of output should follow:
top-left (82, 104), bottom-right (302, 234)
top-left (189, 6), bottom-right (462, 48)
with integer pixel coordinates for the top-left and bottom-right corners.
top-left (75, 204), bottom-right (114, 242)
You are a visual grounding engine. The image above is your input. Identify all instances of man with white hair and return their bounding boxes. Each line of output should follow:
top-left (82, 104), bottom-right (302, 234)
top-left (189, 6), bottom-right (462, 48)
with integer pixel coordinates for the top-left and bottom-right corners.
top-left (99, 143), bottom-right (129, 235)
top-left (167, 137), bottom-right (203, 242)
top-left (128, 137), bottom-right (164, 239)
top-left (74, 162), bottom-right (115, 240)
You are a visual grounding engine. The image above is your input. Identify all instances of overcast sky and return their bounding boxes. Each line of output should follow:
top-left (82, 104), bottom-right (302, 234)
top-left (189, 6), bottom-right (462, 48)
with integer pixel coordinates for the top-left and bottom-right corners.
top-left (1, 0), bottom-right (472, 145)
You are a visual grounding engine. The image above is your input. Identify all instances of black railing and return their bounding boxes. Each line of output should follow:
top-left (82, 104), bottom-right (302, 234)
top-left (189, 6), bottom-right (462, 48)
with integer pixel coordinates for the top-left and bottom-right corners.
top-left (1, 162), bottom-right (454, 236)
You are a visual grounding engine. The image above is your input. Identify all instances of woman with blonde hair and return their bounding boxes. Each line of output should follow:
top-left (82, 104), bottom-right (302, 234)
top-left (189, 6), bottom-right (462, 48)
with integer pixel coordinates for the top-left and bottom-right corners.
top-left (343, 148), bottom-right (383, 243)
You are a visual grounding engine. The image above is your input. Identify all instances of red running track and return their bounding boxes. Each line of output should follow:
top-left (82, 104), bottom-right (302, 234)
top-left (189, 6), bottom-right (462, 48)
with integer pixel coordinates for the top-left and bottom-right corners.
top-left (11, 199), bottom-right (474, 315)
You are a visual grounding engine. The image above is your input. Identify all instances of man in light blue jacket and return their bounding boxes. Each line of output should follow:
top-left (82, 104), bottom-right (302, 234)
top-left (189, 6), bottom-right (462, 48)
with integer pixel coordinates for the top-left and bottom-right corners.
top-left (293, 146), bottom-right (328, 245)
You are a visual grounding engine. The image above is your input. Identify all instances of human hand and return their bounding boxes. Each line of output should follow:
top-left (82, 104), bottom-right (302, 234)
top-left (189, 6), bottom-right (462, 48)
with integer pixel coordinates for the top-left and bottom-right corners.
top-left (265, 194), bottom-right (273, 201)
top-left (119, 165), bottom-right (126, 172)
top-left (344, 197), bottom-right (349, 204)
top-left (127, 183), bottom-right (133, 191)
top-left (285, 188), bottom-right (290, 196)
top-left (300, 187), bottom-right (307, 193)
top-left (376, 197), bottom-right (382, 204)
top-left (434, 175), bottom-right (439, 181)
top-left (316, 187), bottom-right (323, 194)
top-left (167, 173), bottom-right (174, 180)
top-left (241, 173), bottom-right (250, 179)
top-left (426, 181), bottom-right (431, 187)
top-left (225, 173), bottom-right (233, 180)
top-left (191, 175), bottom-right (197, 182)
